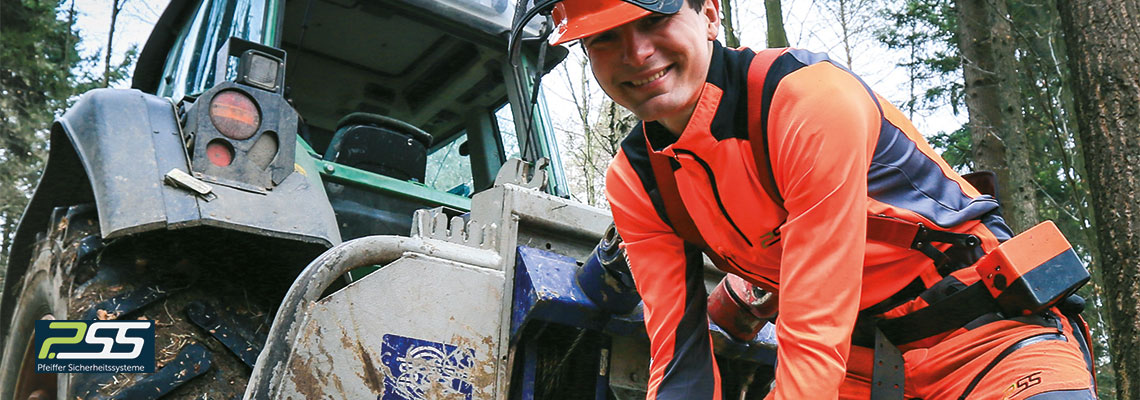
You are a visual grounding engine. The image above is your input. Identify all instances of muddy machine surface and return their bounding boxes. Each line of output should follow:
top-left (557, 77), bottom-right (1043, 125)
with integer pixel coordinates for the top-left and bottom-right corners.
top-left (0, 0), bottom-right (778, 398)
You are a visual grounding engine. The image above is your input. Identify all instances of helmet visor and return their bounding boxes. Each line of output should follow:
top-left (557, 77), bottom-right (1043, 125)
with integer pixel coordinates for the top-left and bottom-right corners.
top-left (624, 0), bottom-right (685, 14)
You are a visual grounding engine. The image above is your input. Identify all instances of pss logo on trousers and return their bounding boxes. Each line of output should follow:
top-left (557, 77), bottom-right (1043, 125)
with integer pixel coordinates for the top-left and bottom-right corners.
top-left (34, 320), bottom-right (155, 373)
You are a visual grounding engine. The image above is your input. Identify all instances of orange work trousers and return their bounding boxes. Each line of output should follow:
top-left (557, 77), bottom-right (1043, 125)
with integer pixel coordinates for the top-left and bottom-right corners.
top-left (841, 310), bottom-right (1096, 399)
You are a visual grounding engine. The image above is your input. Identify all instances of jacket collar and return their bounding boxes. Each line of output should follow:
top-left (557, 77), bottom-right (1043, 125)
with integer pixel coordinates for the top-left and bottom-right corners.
top-left (645, 41), bottom-right (731, 154)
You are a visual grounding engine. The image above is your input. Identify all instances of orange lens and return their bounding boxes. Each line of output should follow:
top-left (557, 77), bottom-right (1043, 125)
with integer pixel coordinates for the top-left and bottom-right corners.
top-left (210, 90), bottom-right (260, 140)
top-left (206, 139), bottom-right (234, 166)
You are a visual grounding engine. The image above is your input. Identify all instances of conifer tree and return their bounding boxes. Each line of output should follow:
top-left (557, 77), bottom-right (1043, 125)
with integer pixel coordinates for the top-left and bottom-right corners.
top-left (0, 0), bottom-right (86, 274)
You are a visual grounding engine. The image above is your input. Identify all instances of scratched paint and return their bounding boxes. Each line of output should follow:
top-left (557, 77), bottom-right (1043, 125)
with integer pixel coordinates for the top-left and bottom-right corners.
top-left (379, 334), bottom-right (475, 400)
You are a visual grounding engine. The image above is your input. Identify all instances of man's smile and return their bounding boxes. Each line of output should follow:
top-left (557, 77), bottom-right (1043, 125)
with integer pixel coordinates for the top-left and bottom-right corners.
top-left (626, 65), bottom-right (672, 87)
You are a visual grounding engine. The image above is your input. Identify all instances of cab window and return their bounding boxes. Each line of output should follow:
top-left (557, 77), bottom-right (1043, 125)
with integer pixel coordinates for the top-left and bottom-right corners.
top-left (158, 0), bottom-right (270, 99)
top-left (495, 103), bottom-right (521, 160)
top-left (425, 133), bottom-right (474, 197)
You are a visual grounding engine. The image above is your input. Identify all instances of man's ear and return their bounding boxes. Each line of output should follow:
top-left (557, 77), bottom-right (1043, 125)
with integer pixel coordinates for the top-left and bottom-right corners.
top-left (704, 0), bottom-right (721, 41)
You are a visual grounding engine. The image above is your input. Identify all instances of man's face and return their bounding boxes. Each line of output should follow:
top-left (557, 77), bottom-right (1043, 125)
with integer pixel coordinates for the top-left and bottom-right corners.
top-left (582, 1), bottom-right (718, 127)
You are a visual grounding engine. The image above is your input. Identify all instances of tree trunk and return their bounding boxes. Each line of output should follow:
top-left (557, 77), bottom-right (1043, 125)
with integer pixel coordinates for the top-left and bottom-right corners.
top-left (561, 55), bottom-right (596, 206)
top-left (64, 0), bottom-right (75, 66)
top-left (906, 18), bottom-right (918, 119)
top-left (1057, 0), bottom-right (1140, 397)
top-left (720, 0), bottom-right (740, 48)
top-left (956, 0), bottom-right (1040, 233)
top-left (764, 0), bottom-right (789, 47)
top-left (102, 0), bottom-right (123, 88)
top-left (1, 211), bottom-right (11, 273)
top-left (837, 0), bottom-right (853, 67)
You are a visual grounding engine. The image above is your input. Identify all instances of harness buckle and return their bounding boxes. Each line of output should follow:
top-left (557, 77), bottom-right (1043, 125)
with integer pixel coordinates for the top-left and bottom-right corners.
top-left (909, 223), bottom-right (981, 275)
top-left (911, 223), bottom-right (980, 249)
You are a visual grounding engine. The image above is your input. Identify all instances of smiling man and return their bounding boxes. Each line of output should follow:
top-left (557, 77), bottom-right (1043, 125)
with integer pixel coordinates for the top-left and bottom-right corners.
top-left (546, 0), bottom-right (1098, 399)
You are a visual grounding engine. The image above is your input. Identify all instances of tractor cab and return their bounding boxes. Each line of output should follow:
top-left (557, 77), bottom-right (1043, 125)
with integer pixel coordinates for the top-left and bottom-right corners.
top-left (133, 0), bottom-right (569, 241)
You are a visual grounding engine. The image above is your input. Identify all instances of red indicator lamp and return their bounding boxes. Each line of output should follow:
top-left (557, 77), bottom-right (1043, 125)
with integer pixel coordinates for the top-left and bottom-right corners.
top-left (206, 139), bottom-right (234, 166)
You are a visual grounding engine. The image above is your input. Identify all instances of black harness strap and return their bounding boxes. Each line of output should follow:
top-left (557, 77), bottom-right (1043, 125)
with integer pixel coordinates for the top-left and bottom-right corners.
top-left (876, 283), bottom-right (1000, 345)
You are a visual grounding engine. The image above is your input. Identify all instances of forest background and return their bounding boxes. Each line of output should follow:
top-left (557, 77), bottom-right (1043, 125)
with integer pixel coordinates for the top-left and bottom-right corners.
top-left (1, 0), bottom-right (1136, 398)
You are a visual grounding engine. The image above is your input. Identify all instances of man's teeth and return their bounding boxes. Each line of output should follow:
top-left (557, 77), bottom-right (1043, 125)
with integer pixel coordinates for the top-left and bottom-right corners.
top-left (632, 69), bottom-right (666, 86)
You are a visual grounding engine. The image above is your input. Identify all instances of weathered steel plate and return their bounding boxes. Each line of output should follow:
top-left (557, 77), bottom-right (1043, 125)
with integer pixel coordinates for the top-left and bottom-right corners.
top-left (276, 253), bottom-right (505, 399)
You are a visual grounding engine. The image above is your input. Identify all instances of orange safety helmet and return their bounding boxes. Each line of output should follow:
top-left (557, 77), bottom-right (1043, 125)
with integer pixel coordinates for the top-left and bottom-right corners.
top-left (548, 0), bottom-right (686, 45)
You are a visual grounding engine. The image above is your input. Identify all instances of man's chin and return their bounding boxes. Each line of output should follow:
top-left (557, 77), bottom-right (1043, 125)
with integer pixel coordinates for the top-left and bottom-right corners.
top-left (632, 104), bottom-right (684, 124)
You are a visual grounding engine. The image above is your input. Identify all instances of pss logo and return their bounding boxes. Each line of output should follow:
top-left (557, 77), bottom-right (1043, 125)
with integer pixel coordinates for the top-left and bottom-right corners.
top-left (34, 320), bottom-right (155, 373)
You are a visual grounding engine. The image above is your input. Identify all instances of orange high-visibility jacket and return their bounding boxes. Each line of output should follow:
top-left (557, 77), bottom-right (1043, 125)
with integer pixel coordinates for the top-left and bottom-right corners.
top-left (604, 43), bottom-right (1013, 399)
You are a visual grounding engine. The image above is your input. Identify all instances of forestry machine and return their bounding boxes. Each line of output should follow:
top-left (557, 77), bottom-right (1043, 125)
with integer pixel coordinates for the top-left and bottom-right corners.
top-left (0, 0), bottom-right (777, 398)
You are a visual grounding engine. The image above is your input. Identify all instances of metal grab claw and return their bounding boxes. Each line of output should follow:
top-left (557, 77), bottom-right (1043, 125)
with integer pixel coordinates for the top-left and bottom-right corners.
top-left (494, 157), bottom-right (549, 190)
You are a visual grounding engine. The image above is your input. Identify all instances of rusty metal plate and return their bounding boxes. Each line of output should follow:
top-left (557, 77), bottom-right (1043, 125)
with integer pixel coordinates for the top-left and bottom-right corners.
top-left (276, 253), bottom-right (506, 399)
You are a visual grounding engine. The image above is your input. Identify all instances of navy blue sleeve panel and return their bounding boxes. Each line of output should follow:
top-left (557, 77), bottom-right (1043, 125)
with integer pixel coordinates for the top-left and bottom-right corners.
top-left (868, 117), bottom-right (1011, 240)
top-left (620, 123), bottom-right (673, 227)
top-left (1024, 389), bottom-right (1097, 400)
top-left (656, 243), bottom-right (719, 399)
top-left (758, 47), bottom-right (1011, 241)
top-left (605, 148), bottom-right (721, 400)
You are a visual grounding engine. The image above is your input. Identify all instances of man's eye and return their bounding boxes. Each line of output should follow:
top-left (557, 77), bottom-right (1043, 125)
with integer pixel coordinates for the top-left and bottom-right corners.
top-left (642, 14), bottom-right (669, 27)
top-left (585, 32), bottom-right (616, 47)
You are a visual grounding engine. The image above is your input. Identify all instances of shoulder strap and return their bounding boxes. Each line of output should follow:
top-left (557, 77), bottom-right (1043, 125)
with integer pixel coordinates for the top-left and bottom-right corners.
top-left (646, 136), bottom-right (737, 272)
top-left (646, 146), bottom-right (702, 246)
top-left (643, 49), bottom-right (971, 277)
top-left (746, 48), bottom-right (787, 209)
top-left (647, 47), bottom-right (786, 232)
top-left (642, 48), bottom-right (789, 274)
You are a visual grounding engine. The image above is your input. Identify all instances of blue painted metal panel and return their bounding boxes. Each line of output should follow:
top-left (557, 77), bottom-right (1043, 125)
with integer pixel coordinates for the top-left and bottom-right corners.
top-left (511, 246), bottom-right (609, 340)
top-left (520, 339), bottom-right (538, 400)
top-left (510, 246), bottom-right (779, 366)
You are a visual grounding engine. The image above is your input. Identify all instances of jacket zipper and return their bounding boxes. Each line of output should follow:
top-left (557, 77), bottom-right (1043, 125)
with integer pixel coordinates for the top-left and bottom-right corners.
top-left (673, 149), bottom-right (754, 247)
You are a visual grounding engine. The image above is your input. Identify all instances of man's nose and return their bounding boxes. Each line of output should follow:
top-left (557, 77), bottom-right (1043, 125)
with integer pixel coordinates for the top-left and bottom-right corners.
top-left (620, 29), bottom-right (654, 66)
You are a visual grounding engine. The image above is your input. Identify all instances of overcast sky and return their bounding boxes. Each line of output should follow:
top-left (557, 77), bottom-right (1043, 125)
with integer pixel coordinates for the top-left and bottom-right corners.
top-left (72, 0), bottom-right (168, 77)
top-left (541, 0), bottom-right (966, 142)
top-left (75, 0), bottom-right (965, 150)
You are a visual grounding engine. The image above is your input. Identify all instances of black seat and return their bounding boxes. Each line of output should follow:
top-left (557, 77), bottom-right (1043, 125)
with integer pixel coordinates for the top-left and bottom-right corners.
top-left (324, 113), bottom-right (434, 182)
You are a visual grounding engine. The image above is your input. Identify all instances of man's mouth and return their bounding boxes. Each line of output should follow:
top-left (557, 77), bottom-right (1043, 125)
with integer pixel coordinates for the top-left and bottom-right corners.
top-left (628, 66), bottom-right (670, 87)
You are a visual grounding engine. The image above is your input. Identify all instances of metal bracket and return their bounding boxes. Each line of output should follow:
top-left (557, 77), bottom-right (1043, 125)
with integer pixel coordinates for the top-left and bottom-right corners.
top-left (170, 98), bottom-right (195, 170)
top-left (411, 208), bottom-right (497, 250)
top-left (870, 327), bottom-right (905, 399)
top-left (164, 168), bottom-right (216, 201)
top-left (494, 157), bottom-right (548, 190)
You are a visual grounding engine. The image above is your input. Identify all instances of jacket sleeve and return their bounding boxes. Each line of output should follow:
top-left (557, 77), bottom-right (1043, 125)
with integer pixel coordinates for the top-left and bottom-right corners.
top-left (605, 151), bottom-right (722, 400)
top-left (763, 61), bottom-right (880, 399)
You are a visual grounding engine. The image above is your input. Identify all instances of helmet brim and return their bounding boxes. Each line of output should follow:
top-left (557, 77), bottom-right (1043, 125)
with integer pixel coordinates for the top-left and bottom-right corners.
top-left (549, 0), bottom-right (684, 45)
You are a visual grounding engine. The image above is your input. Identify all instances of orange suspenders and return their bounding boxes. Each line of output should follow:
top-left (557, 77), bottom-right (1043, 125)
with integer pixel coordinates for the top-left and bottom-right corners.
top-left (643, 49), bottom-right (978, 280)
